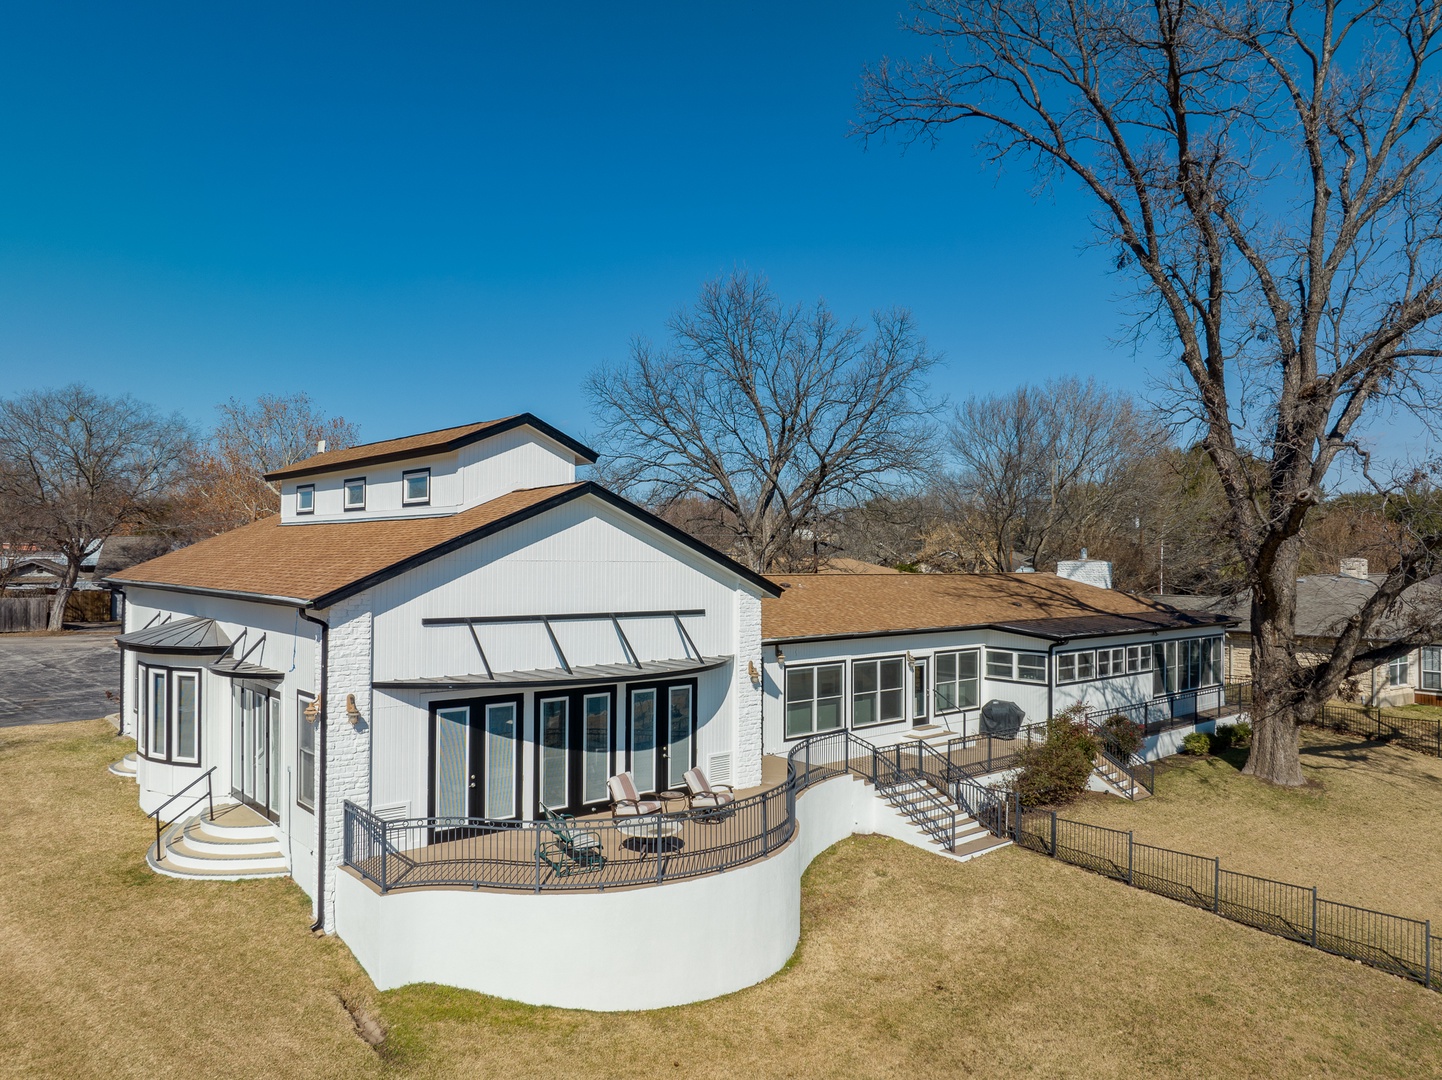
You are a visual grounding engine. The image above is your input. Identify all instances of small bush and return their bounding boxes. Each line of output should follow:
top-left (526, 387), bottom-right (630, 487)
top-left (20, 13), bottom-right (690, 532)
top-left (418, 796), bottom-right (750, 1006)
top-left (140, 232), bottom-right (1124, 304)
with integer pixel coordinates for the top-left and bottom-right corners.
top-left (1181, 732), bottom-right (1212, 755)
top-left (1100, 714), bottom-right (1145, 758)
top-left (1014, 704), bottom-right (1098, 807)
top-left (1209, 725), bottom-right (1233, 751)
top-left (1229, 719), bottom-right (1252, 747)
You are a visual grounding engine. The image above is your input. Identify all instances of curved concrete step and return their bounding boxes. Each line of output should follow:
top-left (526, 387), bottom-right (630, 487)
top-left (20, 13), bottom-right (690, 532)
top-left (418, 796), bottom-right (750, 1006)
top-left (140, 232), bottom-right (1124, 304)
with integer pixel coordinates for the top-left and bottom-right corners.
top-left (107, 753), bottom-right (138, 780)
top-left (146, 812), bottom-right (288, 880)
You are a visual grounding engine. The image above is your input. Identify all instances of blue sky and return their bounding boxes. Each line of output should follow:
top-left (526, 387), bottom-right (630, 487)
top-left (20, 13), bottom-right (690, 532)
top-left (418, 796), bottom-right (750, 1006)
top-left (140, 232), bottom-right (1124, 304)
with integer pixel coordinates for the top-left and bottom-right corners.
top-left (0, 2), bottom-right (1425, 477)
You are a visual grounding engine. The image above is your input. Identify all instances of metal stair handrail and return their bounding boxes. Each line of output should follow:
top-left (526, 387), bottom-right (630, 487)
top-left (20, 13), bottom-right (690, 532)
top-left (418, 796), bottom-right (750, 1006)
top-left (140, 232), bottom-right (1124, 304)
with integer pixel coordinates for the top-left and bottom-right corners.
top-left (147, 767), bottom-right (216, 863)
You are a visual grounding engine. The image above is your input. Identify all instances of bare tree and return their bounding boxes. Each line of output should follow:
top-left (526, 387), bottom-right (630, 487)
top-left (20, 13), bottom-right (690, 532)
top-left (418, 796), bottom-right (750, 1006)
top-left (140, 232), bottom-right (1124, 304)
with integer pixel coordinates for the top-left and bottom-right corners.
top-left (587, 272), bottom-right (941, 573)
top-left (175, 393), bottom-right (360, 537)
top-left (946, 378), bottom-right (1157, 573)
top-left (860, 0), bottom-right (1442, 784)
top-left (0, 385), bottom-right (193, 630)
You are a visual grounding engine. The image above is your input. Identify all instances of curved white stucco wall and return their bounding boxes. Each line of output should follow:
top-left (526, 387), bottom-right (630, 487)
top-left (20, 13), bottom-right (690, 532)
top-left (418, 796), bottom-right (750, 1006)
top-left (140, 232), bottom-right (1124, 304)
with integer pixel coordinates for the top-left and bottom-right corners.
top-left (334, 772), bottom-right (930, 1011)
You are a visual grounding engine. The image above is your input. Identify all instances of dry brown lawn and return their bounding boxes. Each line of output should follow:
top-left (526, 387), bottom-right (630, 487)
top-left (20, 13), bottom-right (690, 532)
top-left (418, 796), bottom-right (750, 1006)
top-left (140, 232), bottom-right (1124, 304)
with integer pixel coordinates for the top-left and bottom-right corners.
top-left (1067, 728), bottom-right (1442, 926)
top-left (2, 720), bottom-right (1440, 1080)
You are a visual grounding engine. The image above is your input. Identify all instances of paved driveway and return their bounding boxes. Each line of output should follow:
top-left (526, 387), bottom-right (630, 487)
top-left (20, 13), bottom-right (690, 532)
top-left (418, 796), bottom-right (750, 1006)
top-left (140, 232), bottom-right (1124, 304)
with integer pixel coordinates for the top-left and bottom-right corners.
top-left (0, 631), bottom-right (121, 725)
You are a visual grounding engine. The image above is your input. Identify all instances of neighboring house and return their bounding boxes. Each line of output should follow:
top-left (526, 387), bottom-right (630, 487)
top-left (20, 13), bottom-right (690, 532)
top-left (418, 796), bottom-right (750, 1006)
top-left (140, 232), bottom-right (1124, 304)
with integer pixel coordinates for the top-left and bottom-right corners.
top-left (761, 563), bottom-right (1232, 760)
top-left (0, 541), bottom-right (111, 627)
top-left (105, 415), bottom-right (1234, 1011)
top-left (1161, 558), bottom-right (1442, 707)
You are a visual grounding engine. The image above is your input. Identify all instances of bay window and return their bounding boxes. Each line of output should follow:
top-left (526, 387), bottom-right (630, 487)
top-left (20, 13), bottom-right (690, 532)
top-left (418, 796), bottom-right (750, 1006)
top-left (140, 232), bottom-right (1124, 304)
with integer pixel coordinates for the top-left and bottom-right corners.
top-left (137, 664), bottom-right (202, 765)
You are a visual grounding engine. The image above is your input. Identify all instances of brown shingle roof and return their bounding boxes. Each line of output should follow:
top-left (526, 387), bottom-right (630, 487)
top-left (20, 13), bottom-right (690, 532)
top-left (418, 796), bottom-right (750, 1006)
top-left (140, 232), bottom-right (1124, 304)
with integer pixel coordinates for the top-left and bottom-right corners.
top-left (762, 572), bottom-right (1227, 642)
top-left (110, 484), bottom-right (586, 605)
top-left (263, 413), bottom-right (598, 481)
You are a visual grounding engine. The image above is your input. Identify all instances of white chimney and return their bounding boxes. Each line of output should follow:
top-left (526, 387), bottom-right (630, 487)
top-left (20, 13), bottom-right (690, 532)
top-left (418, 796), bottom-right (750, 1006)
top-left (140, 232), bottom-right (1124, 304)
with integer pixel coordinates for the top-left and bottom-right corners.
top-left (316, 439), bottom-right (327, 454)
top-left (1340, 557), bottom-right (1369, 579)
top-left (1057, 555), bottom-right (1113, 590)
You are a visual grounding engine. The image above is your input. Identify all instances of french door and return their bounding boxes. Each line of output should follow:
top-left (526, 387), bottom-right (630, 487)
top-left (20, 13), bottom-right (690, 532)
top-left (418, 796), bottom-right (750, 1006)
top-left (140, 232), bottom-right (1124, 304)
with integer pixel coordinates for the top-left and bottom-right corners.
top-left (911, 658), bottom-right (930, 727)
top-left (430, 695), bottom-right (521, 834)
top-left (627, 682), bottom-right (696, 795)
top-left (535, 687), bottom-right (614, 817)
top-left (232, 685), bottom-right (281, 822)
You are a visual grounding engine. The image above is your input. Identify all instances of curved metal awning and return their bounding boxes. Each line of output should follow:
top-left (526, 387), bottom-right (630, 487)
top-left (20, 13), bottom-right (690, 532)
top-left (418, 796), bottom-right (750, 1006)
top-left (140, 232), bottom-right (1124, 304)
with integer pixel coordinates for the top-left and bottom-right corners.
top-left (208, 658), bottom-right (284, 680)
top-left (115, 616), bottom-right (231, 654)
top-left (373, 655), bottom-right (731, 692)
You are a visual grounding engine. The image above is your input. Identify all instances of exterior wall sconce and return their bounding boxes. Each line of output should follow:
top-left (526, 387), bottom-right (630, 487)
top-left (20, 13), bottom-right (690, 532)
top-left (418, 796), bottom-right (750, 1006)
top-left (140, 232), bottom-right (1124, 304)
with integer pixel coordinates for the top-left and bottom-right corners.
top-left (774, 646), bottom-right (785, 664)
top-left (303, 696), bottom-right (322, 724)
top-left (747, 659), bottom-right (760, 684)
top-left (346, 693), bottom-right (362, 724)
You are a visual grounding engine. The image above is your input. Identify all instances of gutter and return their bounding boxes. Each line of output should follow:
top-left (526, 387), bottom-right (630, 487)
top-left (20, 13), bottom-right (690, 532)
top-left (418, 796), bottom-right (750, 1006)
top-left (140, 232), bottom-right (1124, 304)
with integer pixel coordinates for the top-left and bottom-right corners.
top-left (115, 587), bottom-right (126, 739)
top-left (298, 607), bottom-right (329, 934)
top-left (106, 578), bottom-right (312, 608)
top-left (1047, 638), bottom-right (1069, 719)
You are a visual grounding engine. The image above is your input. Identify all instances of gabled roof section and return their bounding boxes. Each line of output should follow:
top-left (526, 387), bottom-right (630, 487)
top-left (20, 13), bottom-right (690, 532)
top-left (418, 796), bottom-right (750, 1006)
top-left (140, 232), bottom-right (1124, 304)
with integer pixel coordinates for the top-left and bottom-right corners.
top-left (108, 482), bottom-right (780, 609)
top-left (116, 616), bottom-right (231, 653)
top-left (262, 413), bottom-right (599, 481)
top-left (762, 572), bottom-right (1231, 644)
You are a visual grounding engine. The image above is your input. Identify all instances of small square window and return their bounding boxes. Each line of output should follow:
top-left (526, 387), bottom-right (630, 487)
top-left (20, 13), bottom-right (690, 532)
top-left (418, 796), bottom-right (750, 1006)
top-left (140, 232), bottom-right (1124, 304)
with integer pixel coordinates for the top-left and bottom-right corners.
top-left (296, 485), bottom-right (314, 514)
top-left (343, 477), bottom-right (366, 510)
top-left (403, 469), bottom-right (430, 506)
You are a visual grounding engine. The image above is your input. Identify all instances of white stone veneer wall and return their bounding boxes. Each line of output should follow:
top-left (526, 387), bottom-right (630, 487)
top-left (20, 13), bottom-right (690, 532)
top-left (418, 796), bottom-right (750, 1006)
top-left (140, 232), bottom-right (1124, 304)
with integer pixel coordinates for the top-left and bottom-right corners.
top-left (321, 592), bottom-right (374, 931)
top-left (733, 590), bottom-right (764, 788)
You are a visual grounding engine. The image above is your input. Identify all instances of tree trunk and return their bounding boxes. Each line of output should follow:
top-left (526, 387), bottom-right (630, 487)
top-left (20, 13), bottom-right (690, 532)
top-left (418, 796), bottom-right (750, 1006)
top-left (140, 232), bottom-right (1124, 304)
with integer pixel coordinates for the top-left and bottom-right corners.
top-left (47, 562), bottom-right (79, 632)
top-left (1240, 540), bottom-right (1308, 786)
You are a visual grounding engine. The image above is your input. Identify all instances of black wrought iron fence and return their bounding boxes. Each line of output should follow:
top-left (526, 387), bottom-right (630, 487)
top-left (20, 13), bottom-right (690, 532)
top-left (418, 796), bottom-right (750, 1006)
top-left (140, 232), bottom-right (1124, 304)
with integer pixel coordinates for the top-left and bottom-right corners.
top-left (1015, 809), bottom-right (1437, 991)
top-left (1223, 681), bottom-right (1442, 759)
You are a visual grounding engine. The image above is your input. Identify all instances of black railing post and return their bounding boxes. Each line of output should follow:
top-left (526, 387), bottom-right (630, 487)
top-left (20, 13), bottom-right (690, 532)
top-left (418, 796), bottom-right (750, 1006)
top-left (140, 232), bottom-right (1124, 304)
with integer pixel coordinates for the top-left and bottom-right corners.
top-left (1013, 789), bottom-right (1022, 842)
top-left (380, 817), bottom-right (389, 893)
top-left (1213, 857), bottom-right (1221, 914)
top-left (1127, 831), bottom-right (1134, 886)
top-left (1050, 810), bottom-right (1057, 857)
top-left (986, 736), bottom-right (993, 774)
top-left (1426, 921), bottom-right (1433, 990)
top-left (206, 772), bottom-right (214, 823)
top-left (761, 797), bottom-right (768, 850)
top-left (1311, 887), bottom-right (1318, 948)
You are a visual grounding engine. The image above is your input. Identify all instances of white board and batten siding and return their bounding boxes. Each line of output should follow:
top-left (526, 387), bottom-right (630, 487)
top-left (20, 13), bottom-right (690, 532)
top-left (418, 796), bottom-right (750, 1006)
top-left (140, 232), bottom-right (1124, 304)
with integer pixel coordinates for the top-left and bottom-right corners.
top-left (365, 492), bottom-right (768, 821)
top-left (277, 425), bottom-right (579, 523)
top-left (119, 586), bottom-right (322, 894)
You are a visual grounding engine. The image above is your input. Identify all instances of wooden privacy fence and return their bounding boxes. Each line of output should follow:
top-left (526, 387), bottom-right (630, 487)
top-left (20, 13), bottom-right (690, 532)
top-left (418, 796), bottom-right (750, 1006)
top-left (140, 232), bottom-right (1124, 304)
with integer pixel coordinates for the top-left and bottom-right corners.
top-left (0, 597), bottom-right (49, 633)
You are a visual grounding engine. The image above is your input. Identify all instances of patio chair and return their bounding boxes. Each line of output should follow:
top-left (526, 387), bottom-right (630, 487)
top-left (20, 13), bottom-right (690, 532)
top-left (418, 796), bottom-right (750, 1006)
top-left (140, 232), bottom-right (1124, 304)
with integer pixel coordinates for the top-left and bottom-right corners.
top-left (606, 772), bottom-right (662, 817)
top-left (682, 767), bottom-right (735, 816)
top-left (536, 805), bottom-right (606, 876)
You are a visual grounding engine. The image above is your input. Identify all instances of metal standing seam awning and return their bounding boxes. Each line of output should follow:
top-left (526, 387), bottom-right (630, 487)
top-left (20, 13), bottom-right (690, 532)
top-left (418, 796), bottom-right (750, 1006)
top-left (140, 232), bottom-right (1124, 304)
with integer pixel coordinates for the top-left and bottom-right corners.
top-left (372, 655), bottom-right (731, 692)
top-left (115, 615), bottom-right (231, 653)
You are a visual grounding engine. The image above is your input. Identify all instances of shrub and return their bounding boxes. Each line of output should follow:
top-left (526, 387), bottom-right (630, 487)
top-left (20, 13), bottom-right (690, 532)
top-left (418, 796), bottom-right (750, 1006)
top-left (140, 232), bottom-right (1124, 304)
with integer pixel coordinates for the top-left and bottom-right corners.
top-left (1100, 714), bottom-right (1145, 758)
top-left (1181, 732), bottom-right (1212, 755)
top-left (1209, 725), bottom-right (1233, 751)
top-left (1229, 719), bottom-right (1252, 747)
top-left (1014, 704), bottom-right (1098, 807)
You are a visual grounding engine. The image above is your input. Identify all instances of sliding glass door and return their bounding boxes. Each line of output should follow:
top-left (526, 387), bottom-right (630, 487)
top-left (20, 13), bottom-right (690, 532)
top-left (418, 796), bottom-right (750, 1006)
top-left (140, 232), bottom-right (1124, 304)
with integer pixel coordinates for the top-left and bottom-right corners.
top-left (232, 684), bottom-right (280, 822)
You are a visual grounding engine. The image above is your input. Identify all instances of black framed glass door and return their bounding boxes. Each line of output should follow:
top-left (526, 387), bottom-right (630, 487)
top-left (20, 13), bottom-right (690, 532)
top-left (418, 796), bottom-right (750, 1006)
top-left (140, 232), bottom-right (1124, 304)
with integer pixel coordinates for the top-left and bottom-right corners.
top-left (535, 686), bottom-right (614, 817)
top-left (626, 681), bottom-right (696, 795)
top-left (430, 695), bottom-right (521, 837)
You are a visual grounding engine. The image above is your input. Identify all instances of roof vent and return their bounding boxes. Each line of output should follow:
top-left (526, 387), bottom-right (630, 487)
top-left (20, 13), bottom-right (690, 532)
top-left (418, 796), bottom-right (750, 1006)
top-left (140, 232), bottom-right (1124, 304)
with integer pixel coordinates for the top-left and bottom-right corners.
top-left (1340, 557), bottom-right (1369, 579)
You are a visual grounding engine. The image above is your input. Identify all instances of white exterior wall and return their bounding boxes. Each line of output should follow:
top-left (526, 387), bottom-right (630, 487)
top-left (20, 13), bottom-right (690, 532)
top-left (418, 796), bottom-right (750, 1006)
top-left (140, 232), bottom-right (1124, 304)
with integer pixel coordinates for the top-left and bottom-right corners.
top-left (761, 626), bottom-right (1228, 755)
top-left (364, 496), bottom-right (763, 822)
top-left (277, 426), bottom-right (578, 523)
top-left (334, 771), bottom-right (961, 1011)
top-left (120, 586), bottom-right (321, 906)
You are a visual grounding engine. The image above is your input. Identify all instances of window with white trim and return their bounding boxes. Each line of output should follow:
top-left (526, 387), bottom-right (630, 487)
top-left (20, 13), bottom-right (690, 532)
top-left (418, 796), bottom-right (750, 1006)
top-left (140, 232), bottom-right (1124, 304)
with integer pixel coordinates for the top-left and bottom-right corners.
top-left (852, 657), bottom-right (905, 728)
top-left (987, 648), bottom-right (1047, 682)
top-left (296, 484), bottom-right (315, 514)
top-left (986, 650), bottom-right (1014, 679)
top-left (1057, 650), bottom-right (1095, 684)
top-left (1153, 637), bottom-right (1224, 692)
top-left (1126, 644), bottom-right (1153, 673)
top-left (403, 468), bottom-right (430, 506)
top-left (934, 649), bottom-right (979, 712)
top-left (343, 477), bottom-right (366, 510)
top-left (1422, 647), bottom-right (1441, 691)
top-left (1095, 647), bottom-right (1127, 678)
top-left (785, 663), bottom-right (844, 737)
top-left (1388, 654), bottom-right (1410, 687)
top-left (296, 693), bottom-right (317, 810)
top-left (1016, 653), bottom-right (1047, 682)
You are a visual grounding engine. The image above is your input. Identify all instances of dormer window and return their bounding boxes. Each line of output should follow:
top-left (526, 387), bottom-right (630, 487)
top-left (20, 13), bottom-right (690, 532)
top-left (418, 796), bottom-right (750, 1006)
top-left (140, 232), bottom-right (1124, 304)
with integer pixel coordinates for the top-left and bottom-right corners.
top-left (296, 484), bottom-right (315, 515)
top-left (403, 468), bottom-right (431, 506)
top-left (344, 477), bottom-right (366, 511)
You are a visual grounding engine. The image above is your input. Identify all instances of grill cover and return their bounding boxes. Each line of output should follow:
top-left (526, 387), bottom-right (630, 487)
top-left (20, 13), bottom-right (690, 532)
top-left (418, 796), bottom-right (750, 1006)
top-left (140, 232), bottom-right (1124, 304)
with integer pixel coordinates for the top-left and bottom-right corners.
top-left (979, 698), bottom-right (1026, 739)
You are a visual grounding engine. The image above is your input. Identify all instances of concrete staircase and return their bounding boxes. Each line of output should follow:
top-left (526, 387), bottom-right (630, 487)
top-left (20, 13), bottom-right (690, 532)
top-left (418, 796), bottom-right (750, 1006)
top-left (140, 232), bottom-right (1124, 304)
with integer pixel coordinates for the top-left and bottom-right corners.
top-left (872, 774), bottom-right (1012, 863)
top-left (107, 752), bottom-right (138, 780)
top-left (147, 801), bottom-right (289, 880)
top-left (902, 724), bottom-right (957, 748)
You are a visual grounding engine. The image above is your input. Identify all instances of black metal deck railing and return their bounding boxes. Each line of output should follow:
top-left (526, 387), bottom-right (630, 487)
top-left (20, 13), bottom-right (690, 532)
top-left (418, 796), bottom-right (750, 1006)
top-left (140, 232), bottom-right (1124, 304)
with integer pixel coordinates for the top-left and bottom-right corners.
top-left (343, 727), bottom-right (1025, 894)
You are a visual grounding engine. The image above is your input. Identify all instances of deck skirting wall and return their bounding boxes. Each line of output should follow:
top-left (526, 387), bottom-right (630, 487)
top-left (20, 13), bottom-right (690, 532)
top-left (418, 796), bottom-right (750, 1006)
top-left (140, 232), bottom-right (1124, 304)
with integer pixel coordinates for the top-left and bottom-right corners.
top-left (333, 772), bottom-right (933, 1010)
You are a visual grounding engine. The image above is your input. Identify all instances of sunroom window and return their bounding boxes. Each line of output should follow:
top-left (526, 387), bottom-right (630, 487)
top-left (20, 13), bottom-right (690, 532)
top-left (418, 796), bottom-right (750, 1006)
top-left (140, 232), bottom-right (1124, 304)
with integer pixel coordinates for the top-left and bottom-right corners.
top-left (934, 649), bottom-right (979, 712)
top-left (851, 657), bottom-right (905, 728)
top-left (785, 663), bottom-right (844, 737)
